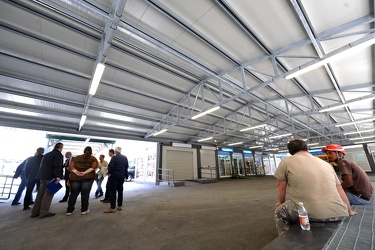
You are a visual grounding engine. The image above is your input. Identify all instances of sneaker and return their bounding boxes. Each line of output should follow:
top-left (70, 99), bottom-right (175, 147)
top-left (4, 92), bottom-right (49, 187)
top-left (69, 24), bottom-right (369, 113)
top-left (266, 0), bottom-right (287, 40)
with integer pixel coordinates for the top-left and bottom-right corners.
top-left (81, 210), bottom-right (90, 215)
top-left (117, 206), bottom-right (122, 210)
top-left (66, 210), bottom-right (75, 216)
top-left (104, 208), bottom-right (116, 213)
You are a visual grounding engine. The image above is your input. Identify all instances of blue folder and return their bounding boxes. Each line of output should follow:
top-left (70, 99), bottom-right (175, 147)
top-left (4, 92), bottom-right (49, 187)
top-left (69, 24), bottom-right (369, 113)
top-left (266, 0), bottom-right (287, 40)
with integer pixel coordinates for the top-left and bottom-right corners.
top-left (46, 178), bottom-right (63, 195)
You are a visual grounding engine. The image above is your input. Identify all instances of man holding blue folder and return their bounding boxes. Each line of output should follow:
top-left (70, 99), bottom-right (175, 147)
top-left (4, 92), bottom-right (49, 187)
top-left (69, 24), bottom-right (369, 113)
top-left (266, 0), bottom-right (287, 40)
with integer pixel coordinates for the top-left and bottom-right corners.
top-left (31, 142), bottom-right (64, 218)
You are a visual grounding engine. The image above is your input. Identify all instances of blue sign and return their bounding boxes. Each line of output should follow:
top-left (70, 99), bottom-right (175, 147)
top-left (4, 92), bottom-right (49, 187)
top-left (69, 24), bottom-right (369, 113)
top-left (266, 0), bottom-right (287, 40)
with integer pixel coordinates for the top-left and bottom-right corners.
top-left (309, 148), bottom-right (323, 155)
top-left (221, 148), bottom-right (233, 152)
top-left (218, 151), bottom-right (231, 156)
top-left (243, 150), bottom-right (253, 154)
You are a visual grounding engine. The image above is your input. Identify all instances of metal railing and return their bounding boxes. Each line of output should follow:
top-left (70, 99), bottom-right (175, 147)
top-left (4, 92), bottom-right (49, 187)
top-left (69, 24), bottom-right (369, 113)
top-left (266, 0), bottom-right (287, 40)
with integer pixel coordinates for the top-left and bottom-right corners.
top-left (156, 168), bottom-right (175, 186)
top-left (200, 167), bottom-right (216, 180)
top-left (0, 174), bottom-right (16, 200)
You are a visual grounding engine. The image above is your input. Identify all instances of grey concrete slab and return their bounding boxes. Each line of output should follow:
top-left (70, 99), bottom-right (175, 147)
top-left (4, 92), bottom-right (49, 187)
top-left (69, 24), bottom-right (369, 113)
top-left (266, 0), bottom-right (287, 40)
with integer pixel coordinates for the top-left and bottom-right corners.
top-left (0, 176), bottom-right (279, 250)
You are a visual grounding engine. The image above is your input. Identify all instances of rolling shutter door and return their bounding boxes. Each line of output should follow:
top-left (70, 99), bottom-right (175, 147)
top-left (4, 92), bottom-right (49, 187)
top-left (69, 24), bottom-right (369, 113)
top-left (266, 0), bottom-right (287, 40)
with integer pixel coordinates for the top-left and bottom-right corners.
top-left (200, 149), bottom-right (216, 179)
top-left (166, 150), bottom-right (194, 180)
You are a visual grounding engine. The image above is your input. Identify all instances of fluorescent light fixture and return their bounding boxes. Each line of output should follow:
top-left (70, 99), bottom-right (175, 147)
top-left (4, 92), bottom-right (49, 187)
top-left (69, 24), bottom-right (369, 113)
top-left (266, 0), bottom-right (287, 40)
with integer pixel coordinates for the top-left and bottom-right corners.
top-left (335, 118), bottom-right (375, 127)
top-left (354, 140), bottom-right (375, 144)
top-left (286, 36), bottom-right (375, 79)
top-left (310, 146), bottom-right (324, 149)
top-left (84, 138), bottom-right (90, 143)
top-left (89, 63), bottom-right (105, 95)
top-left (349, 135), bottom-right (375, 141)
top-left (319, 103), bottom-right (349, 113)
top-left (344, 129), bottom-right (375, 135)
top-left (228, 142), bottom-right (243, 146)
top-left (343, 145), bottom-right (363, 149)
top-left (198, 137), bottom-right (213, 142)
top-left (249, 145), bottom-right (263, 149)
top-left (0, 107), bottom-right (38, 117)
top-left (265, 148), bottom-right (279, 151)
top-left (240, 124), bottom-right (267, 132)
top-left (97, 122), bottom-right (131, 131)
top-left (79, 115), bottom-right (87, 127)
top-left (278, 150), bottom-right (289, 153)
top-left (191, 106), bottom-right (220, 120)
top-left (319, 95), bottom-right (375, 113)
top-left (153, 129), bottom-right (167, 136)
top-left (269, 133), bottom-right (292, 139)
top-left (307, 143), bottom-right (319, 146)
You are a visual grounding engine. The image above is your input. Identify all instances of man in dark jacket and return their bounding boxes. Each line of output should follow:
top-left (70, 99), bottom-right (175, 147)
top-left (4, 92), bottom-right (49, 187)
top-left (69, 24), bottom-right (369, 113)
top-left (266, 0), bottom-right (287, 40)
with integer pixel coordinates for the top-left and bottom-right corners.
top-left (31, 143), bottom-right (64, 218)
top-left (104, 147), bottom-right (128, 213)
top-left (23, 147), bottom-right (44, 210)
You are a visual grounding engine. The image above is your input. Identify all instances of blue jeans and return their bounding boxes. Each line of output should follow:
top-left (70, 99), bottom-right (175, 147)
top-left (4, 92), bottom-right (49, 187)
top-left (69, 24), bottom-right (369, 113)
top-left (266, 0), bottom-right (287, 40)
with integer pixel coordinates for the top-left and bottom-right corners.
top-left (12, 172), bottom-right (27, 205)
top-left (95, 176), bottom-right (104, 196)
top-left (345, 190), bottom-right (371, 205)
top-left (67, 179), bottom-right (94, 213)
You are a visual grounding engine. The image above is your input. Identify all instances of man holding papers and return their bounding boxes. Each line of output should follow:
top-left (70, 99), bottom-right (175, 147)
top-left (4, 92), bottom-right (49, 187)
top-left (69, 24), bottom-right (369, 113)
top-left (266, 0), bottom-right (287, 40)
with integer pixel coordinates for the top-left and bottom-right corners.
top-left (31, 142), bottom-right (64, 218)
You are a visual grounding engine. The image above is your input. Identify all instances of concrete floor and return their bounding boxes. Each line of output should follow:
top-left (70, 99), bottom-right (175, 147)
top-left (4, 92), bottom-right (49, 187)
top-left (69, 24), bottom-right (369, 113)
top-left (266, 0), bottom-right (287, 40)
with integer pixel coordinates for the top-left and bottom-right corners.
top-left (0, 176), bottom-right (279, 250)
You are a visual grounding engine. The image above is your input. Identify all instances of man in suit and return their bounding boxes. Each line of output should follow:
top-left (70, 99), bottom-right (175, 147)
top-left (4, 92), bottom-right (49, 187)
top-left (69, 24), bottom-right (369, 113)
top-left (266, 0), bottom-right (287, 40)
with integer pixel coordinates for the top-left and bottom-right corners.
top-left (31, 142), bottom-right (64, 218)
top-left (59, 151), bottom-right (73, 203)
top-left (104, 147), bottom-right (128, 213)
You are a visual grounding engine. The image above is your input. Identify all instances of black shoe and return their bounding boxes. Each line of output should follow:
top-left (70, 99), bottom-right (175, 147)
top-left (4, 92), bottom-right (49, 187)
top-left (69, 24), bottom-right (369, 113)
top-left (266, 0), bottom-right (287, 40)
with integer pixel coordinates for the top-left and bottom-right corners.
top-left (30, 201), bottom-right (34, 205)
top-left (23, 206), bottom-right (31, 210)
top-left (59, 199), bottom-right (68, 203)
top-left (39, 212), bottom-right (56, 218)
top-left (100, 199), bottom-right (108, 202)
top-left (98, 194), bottom-right (103, 197)
top-left (30, 214), bottom-right (39, 218)
top-left (102, 200), bottom-right (110, 203)
top-left (11, 202), bottom-right (21, 206)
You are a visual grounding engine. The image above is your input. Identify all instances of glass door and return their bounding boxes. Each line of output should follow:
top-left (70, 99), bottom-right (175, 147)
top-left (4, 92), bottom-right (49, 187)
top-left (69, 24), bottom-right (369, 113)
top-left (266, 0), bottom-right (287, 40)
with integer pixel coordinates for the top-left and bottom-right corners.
top-left (254, 152), bottom-right (265, 176)
top-left (218, 151), bottom-right (232, 177)
top-left (232, 152), bottom-right (244, 176)
top-left (244, 153), bottom-right (256, 176)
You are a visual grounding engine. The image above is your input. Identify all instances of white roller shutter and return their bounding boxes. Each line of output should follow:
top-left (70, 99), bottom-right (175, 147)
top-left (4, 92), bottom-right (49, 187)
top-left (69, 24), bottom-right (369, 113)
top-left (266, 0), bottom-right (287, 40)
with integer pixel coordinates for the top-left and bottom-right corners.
top-left (200, 149), bottom-right (217, 179)
top-left (163, 146), bottom-right (197, 180)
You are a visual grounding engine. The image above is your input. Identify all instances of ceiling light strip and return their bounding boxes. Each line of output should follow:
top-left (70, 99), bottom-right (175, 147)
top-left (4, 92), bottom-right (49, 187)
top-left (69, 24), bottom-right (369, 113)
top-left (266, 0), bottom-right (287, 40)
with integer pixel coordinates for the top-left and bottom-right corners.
top-left (153, 129), bottom-right (167, 136)
top-left (343, 129), bottom-right (375, 135)
top-left (240, 124), bottom-right (267, 132)
top-left (269, 133), bottom-right (292, 139)
top-left (285, 35), bottom-right (375, 79)
top-left (228, 142), bottom-right (243, 146)
top-left (89, 63), bottom-right (105, 96)
top-left (335, 118), bottom-right (375, 127)
top-left (191, 106), bottom-right (220, 120)
top-left (349, 135), bottom-right (375, 141)
top-left (198, 137), bottom-right (213, 142)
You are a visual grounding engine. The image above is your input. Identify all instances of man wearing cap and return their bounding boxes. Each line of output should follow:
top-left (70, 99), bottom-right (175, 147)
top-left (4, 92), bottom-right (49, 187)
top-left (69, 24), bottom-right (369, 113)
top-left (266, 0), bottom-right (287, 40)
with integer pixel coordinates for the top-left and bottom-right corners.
top-left (323, 144), bottom-right (373, 205)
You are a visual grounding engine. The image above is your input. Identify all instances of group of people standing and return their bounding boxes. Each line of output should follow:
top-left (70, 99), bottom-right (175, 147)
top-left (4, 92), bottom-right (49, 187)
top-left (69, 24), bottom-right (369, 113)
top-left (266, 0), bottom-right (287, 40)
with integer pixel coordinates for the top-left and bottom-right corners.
top-left (12, 143), bottom-right (129, 218)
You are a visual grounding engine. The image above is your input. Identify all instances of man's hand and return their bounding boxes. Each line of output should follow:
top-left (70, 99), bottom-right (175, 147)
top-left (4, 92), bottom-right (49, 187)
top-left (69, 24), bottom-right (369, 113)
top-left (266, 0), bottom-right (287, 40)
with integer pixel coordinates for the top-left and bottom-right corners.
top-left (55, 177), bottom-right (61, 184)
top-left (349, 210), bottom-right (358, 216)
top-left (274, 201), bottom-right (283, 210)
